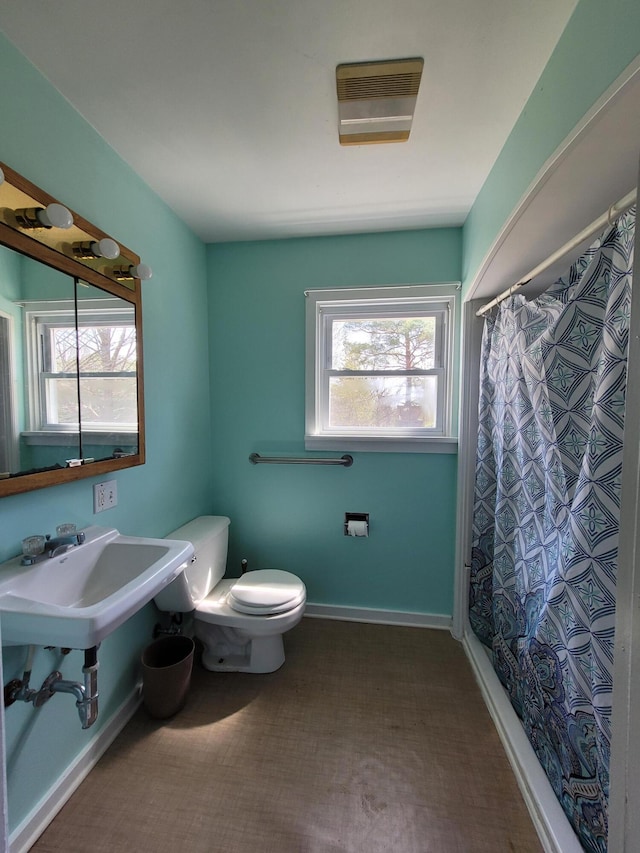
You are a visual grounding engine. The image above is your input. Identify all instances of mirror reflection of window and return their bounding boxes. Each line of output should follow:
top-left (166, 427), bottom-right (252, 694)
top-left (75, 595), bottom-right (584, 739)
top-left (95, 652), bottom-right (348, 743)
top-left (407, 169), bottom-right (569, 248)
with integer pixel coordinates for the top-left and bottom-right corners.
top-left (0, 243), bottom-right (140, 479)
top-left (3, 248), bottom-right (80, 474)
top-left (76, 282), bottom-right (138, 442)
top-left (25, 286), bottom-right (138, 462)
top-left (38, 314), bottom-right (79, 428)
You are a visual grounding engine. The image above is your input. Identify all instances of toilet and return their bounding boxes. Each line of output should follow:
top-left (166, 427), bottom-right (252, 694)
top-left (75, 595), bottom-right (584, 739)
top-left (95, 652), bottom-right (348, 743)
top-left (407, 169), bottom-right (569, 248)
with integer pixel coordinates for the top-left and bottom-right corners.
top-left (154, 516), bottom-right (306, 673)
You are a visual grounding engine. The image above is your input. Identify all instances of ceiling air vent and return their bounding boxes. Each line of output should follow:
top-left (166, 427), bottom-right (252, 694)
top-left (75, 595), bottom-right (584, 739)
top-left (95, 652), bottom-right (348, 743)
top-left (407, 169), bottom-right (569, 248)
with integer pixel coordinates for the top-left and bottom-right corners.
top-left (336, 58), bottom-right (424, 145)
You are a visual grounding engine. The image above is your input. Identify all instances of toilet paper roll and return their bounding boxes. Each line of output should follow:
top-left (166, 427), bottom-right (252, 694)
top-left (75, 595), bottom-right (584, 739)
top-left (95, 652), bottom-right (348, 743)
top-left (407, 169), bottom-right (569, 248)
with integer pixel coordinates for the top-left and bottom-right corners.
top-left (347, 520), bottom-right (368, 537)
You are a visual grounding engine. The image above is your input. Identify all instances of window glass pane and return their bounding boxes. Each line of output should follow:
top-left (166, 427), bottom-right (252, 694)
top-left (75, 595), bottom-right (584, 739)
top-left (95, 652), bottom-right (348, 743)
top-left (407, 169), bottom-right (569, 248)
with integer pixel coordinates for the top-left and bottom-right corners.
top-left (77, 325), bottom-right (137, 372)
top-left (44, 378), bottom-right (79, 425)
top-left (329, 375), bottom-right (437, 428)
top-left (331, 317), bottom-right (436, 370)
top-left (44, 323), bottom-right (137, 427)
top-left (49, 326), bottom-right (77, 373)
top-left (79, 377), bottom-right (138, 427)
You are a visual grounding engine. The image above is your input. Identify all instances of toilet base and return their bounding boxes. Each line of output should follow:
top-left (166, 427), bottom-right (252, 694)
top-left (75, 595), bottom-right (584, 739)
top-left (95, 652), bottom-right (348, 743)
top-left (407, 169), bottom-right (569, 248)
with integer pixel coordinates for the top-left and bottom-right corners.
top-left (197, 623), bottom-right (286, 673)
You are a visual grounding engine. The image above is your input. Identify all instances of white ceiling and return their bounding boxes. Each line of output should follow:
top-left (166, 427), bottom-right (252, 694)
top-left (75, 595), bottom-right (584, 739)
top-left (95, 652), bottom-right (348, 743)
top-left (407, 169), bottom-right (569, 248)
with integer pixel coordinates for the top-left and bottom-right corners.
top-left (0, 0), bottom-right (579, 243)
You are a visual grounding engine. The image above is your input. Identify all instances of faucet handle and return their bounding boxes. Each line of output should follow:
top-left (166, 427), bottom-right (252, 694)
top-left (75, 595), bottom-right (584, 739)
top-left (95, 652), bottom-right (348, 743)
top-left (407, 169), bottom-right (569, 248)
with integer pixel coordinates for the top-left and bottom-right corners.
top-left (56, 523), bottom-right (77, 537)
top-left (21, 535), bottom-right (46, 560)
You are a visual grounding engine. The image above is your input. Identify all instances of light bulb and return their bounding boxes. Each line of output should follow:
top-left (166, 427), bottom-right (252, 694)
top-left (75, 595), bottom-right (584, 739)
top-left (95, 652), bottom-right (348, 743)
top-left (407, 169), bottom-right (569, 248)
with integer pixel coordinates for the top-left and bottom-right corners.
top-left (36, 203), bottom-right (73, 229)
top-left (130, 263), bottom-right (152, 280)
top-left (91, 238), bottom-right (120, 259)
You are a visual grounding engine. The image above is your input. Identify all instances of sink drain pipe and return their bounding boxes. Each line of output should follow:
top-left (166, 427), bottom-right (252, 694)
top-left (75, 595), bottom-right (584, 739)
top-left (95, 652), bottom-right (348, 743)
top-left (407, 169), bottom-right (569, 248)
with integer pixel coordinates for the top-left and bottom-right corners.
top-left (4, 646), bottom-right (100, 729)
top-left (50, 647), bottom-right (99, 729)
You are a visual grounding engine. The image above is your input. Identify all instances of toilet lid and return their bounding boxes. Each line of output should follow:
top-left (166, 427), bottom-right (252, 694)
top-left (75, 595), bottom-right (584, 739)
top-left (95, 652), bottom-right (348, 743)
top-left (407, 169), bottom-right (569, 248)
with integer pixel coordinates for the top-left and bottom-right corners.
top-left (228, 569), bottom-right (306, 615)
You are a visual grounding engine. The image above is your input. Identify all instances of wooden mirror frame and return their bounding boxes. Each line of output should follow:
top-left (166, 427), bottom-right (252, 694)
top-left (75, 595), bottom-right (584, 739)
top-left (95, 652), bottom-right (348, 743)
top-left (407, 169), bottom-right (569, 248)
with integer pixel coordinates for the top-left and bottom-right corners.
top-left (0, 163), bottom-right (145, 497)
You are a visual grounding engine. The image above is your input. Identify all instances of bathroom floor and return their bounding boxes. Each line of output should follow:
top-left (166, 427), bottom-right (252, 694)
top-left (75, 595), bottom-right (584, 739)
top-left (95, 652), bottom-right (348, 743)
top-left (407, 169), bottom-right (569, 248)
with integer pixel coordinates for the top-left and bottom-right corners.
top-left (31, 619), bottom-right (542, 852)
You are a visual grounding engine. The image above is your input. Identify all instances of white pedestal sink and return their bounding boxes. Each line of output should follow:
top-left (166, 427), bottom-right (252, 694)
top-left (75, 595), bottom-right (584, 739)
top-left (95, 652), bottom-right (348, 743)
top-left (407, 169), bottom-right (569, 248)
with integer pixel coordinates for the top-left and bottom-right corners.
top-left (0, 526), bottom-right (194, 648)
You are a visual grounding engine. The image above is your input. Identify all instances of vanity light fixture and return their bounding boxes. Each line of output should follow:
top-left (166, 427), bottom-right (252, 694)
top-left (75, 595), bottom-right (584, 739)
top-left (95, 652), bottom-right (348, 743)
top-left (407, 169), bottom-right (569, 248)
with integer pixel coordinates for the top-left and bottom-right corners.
top-left (1, 160), bottom-right (145, 293)
top-left (72, 238), bottom-right (121, 260)
top-left (15, 202), bottom-right (74, 230)
top-left (112, 262), bottom-right (153, 281)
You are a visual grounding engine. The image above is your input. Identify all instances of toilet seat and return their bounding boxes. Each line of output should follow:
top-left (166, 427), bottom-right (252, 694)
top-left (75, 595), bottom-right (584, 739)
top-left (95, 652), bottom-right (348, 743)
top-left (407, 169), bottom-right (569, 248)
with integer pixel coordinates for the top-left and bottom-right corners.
top-left (228, 569), bottom-right (306, 615)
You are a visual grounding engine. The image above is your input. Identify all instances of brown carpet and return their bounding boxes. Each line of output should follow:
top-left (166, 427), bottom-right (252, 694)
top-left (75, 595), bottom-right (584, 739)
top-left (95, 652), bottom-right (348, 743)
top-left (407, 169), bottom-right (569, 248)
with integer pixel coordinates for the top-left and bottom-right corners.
top-left (31, 618), bottom-right (542, 852)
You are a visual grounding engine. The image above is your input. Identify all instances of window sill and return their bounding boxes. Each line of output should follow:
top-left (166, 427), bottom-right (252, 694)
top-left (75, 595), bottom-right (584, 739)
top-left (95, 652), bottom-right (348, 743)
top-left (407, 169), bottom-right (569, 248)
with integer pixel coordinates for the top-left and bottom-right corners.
top-left (304, 434), bottom-right (458, 454)
top-left (22, 431), bottom-right (137, 446)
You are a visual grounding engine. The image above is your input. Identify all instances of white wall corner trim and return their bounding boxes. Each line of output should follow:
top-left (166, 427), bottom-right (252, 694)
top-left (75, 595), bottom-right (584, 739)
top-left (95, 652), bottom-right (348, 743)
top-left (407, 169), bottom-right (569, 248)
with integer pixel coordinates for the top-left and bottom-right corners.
top-left (452, 300), bottom-right (485, 639)
top-left (463, 630), bottom-right (583, 853)
top-left (304, 603), bottom-right (451, 631)
top-left (607, 153), bottom-right (640, 853)
top-left (9, 687), bottom-right (142, 853)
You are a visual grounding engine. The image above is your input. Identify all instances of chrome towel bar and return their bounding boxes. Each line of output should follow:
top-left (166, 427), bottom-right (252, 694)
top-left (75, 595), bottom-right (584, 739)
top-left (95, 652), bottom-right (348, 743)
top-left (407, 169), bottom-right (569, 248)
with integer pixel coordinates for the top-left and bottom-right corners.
top-left (249, 453), bottom-right (353, 467)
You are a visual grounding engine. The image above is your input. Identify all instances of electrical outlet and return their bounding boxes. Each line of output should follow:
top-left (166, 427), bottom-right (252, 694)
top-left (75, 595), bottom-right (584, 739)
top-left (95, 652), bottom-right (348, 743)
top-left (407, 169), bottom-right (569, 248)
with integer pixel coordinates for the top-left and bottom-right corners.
top-left (93, 479), bottom-right (118, 513)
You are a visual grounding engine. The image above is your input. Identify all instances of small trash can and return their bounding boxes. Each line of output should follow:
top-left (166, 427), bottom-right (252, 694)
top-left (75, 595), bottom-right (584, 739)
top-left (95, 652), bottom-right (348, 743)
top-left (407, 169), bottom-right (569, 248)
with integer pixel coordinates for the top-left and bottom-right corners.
top-left (141, 635), bottom-right (195, 719)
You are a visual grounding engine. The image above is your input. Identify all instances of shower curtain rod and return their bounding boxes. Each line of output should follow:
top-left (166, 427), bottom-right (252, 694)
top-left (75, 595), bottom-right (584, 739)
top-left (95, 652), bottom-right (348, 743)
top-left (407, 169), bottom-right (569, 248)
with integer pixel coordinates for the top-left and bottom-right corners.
top-left (476, 188), bottom-right (637, 317)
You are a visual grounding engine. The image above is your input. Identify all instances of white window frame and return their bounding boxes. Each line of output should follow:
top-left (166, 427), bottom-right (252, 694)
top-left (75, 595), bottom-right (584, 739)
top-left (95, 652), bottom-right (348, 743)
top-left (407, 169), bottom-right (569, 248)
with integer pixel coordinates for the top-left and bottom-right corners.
top-left (305, 285), bottom-right (459, 453)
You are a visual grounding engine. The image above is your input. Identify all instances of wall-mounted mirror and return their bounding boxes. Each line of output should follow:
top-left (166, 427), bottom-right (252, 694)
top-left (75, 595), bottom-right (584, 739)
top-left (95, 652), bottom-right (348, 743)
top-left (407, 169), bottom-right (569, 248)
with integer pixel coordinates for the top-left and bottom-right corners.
top-left (0, 164), bottom-right (145, 497)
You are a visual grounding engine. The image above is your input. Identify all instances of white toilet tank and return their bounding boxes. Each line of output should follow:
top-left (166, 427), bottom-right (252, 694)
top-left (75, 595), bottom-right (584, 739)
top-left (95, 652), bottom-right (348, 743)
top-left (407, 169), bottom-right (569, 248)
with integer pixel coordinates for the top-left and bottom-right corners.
top-left (154, 516), bottom-right (231, 613)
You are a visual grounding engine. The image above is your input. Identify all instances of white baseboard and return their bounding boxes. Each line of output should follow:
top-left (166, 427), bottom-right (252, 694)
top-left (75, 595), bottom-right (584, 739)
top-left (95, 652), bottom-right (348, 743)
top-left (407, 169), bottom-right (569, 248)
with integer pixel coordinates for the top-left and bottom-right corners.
top-left (9, 686), bottom-right (142, 853)
top-left (304, 603), bottom-right (451, 631)
top-left (463, 631), bottom-right (583, 853)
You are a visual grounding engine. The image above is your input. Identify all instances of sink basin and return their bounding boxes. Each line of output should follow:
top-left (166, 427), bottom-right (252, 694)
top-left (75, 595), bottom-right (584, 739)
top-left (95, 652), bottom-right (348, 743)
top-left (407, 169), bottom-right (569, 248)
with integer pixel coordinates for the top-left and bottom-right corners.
top-left (0, 526), bottom-right (193, 648)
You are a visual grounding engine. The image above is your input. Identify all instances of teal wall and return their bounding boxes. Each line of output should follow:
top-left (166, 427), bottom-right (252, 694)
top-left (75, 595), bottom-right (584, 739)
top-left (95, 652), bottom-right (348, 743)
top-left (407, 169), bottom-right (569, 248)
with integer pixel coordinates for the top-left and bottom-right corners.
top-left (463, 0), bottom-right (640, 292)
top-left (0, 245), bottom-right (21, 302)
top-left (207, 229), bottom-right (460, 614)
top-left (0, 34), bottom-right (212, 834)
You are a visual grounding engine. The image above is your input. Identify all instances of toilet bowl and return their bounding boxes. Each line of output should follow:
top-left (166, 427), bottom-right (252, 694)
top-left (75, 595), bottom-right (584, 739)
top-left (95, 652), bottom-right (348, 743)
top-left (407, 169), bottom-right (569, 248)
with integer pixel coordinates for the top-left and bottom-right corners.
top-left (154, 516), bottom-right (306, 673)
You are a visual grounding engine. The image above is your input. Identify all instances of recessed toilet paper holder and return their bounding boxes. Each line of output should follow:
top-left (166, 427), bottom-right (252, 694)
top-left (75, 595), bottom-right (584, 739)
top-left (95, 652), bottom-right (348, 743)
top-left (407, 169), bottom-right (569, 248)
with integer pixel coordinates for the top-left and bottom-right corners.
top-left (344, 512), bottom-right (369, 536)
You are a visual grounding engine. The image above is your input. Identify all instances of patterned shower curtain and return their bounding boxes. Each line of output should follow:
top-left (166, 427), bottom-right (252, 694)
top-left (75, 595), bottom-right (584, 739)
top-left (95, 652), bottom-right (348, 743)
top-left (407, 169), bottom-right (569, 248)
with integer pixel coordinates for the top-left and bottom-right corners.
top-left (469, 208), bottom-right (635, 853)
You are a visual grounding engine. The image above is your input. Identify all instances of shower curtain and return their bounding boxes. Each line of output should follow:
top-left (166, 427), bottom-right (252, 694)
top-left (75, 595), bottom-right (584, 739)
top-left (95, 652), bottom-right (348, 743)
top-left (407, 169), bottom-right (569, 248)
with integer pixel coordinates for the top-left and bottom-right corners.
top-left (469, 207), bottom-right (635, 853)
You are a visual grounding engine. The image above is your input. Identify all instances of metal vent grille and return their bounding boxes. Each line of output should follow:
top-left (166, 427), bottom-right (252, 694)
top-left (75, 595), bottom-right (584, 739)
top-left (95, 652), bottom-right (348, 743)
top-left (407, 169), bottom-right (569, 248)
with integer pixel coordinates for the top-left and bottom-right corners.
top-left (337, 72), bottom-right (423, 101)
top-left (336, 58), bottom-right (424, 145)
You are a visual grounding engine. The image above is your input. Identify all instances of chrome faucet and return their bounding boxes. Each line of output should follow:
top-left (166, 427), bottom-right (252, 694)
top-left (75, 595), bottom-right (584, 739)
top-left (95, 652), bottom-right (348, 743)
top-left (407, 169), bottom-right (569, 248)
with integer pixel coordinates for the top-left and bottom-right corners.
top-left (44, 532), bottom-right (86, 558)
